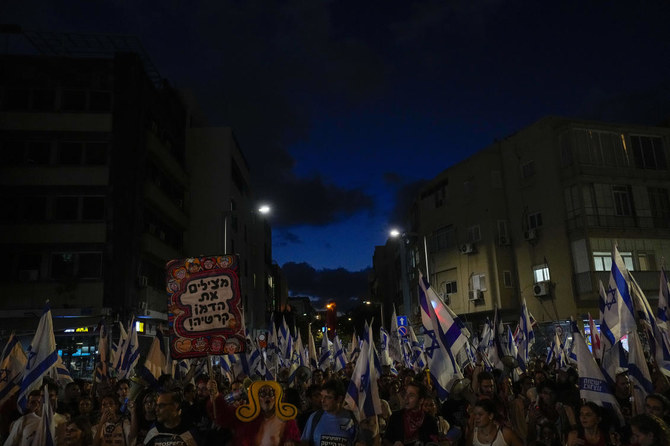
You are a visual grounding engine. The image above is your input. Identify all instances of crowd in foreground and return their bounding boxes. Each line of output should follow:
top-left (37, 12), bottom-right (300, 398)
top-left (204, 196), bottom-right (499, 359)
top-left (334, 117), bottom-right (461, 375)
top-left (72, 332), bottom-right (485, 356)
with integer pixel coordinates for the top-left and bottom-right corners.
top-left (1, 357), bottom-right (669, 446)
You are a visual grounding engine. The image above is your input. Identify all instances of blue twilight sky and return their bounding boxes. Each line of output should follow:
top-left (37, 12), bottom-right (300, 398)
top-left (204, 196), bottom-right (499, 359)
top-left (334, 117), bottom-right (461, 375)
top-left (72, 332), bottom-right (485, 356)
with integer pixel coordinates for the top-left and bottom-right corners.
top-left (4, 0), bottom-right (670, 308)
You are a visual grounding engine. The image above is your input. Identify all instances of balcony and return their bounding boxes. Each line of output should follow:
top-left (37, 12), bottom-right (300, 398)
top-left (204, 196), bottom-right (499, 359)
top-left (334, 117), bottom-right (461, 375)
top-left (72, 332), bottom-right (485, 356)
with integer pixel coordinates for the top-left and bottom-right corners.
top-left (574, 270), bottom-right (662, 300)
top-left (566, 214), bottom-right (670, 232)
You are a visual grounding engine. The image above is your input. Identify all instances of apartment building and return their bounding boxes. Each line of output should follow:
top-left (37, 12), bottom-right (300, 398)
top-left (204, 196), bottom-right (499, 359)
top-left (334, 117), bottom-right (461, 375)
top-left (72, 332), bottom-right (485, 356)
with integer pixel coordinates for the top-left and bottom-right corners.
top-left (375, 116), bottom-right (670, 331)
top-left (0, 37), bottom-right (273, 372)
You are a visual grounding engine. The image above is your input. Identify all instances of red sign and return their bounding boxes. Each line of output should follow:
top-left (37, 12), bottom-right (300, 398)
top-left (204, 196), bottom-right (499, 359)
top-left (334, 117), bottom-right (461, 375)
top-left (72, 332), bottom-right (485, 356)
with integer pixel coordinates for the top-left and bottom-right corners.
top-left (166, 255), bottom-right (245, 358)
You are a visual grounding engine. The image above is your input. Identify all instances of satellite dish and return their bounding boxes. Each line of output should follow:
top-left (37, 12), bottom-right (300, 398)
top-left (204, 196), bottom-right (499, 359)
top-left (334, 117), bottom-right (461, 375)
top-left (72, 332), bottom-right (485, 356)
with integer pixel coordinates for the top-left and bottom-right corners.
top-left (501, 355), bottom-right (519, 369)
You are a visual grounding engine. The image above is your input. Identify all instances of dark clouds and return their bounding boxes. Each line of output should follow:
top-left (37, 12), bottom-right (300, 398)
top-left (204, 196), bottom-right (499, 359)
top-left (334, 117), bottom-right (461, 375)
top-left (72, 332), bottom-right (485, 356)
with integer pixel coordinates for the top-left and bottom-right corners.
top-left (281, 262), bottom-right (371, 309)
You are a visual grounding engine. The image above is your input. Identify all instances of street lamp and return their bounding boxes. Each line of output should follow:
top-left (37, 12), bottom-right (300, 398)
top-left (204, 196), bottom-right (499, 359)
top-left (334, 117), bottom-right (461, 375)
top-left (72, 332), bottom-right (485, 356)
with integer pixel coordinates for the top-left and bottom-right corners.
top-left (223, 202), bottom-right (272, 253)
top-left (363, 300), bottom-right (384, 329)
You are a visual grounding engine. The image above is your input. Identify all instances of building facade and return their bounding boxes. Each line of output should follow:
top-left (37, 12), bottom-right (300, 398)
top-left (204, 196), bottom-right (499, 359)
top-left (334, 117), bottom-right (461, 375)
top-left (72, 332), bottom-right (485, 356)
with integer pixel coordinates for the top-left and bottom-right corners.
top-left (374, 116), bottom-right (670, 332)
top-left (0, 43), bottom-right (273, 372)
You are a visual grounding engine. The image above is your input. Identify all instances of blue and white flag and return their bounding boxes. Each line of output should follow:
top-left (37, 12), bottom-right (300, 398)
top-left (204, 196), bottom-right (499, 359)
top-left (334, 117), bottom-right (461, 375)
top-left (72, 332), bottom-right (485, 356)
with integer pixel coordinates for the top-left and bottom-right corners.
top-left (96, 321), bottom-right (109, 382)
top-left (139, 330), bottom-right (168, 387)
top-left (17, 306), bottom-right (58, 412)
top-left (407, 326), bottom-right (426, 371)
top-left (0, 333), bottom-right (27, 405)
top-left (307, 326), bottom-right (318, 370)
top-left (348, 331), bottom-right (361, 364)
top-left (505, 326), bottom-right (518, 360)
top-left (48, 355), bottom-right (73, 385)
top-left (343, 324), bottom-right (382, 421)
top-left (379, 327), bottom-right (392, 367)
top-left (32, 384), bottom-right (55, 446)
top-left (418, 272), bottom-right (463, 401)
top-left (111, 322), bottom-right (128, 374)
top-left (333, 335), bottom-right (347, 372)
top-left (318, 333), bottom-right (332, 371)
top-left (117, 318), bottom-right (140, 379)
top-left (656, 268), bottom-right (670, 376)
top-left (627, 330), bottom-right (653, 415)
top-left (571, 320), bottom-right (624, 426)
top-left (607, 245), bottom-right (636, 339)
top-left (518, 298), bottom-right (535, 372)
top-left (388, 306), bottom-right (403, 364)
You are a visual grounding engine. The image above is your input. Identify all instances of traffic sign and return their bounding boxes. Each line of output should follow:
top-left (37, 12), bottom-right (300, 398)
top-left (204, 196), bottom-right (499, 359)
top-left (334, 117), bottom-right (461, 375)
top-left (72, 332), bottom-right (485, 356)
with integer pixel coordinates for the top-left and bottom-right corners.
top-left (398, 326), bottom-right (408, 337)
top-left (397, 315), bottom-right (408, 327)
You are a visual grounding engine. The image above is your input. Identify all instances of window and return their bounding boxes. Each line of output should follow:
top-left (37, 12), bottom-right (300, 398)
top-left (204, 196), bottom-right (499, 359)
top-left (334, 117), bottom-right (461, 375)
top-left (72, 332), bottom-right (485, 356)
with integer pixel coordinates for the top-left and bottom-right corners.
top-left (57, 142), bottom-right (84, 164)
top-left (467, 225), bottom-right (481, 242)
top-left (638, 253), bottom-right (655, 271)
top-left (81, 197), bottom-right (105, 220)
top-left (472, 274), bottom-right (487, 291)
top-left (61, 90), bottom-right (87, 111)
top-left (430, 225), bottom-right (456, 252)
top-left (88, 91), bottom-right (112, 112)
top-left (649, 187), bottom-right (670, 225)
top-left (434, 186), bottom-right (445, 208)
top-left (51, 252), bottom-right (102, 279)
top-left (533, 264), bottom-right (550, 283)
top-left (528, 212), bottom-right (543, 229)
top-left (630, 135), bottom-right (666, 170)
top-left (32, 89), bottom-right (56, 111)
top-left (593, 251), bottom-right (634, 272)
top-left (53, 197), bottom-right (79, 221)
top-left (22, 196), bottom-right (47, 222)
top-left (503, 271), bottom-right (513, 288)
top-left (444, 281), bottom-right (457, 294)
top-left (26, 141), bottom-right (51, 164)
top-left (497, 220), bottom-right (509, 244)
top-left (612, 186), bottom-right (634, 216)
top-left (85, 143), bottom-right (108, 165)
top-left (4, 140), bottom-right (26, 164)
top-left (521, 160), bottom-right (536, 179)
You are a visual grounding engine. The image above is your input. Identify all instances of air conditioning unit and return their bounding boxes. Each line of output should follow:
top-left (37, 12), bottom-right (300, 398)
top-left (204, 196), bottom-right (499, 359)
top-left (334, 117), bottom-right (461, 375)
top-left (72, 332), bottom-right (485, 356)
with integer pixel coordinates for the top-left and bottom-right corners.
top-left (524, 228), bottom-right (537, 241)
top-left (460, 243), bottom-right (475, 254)
top-left (533, 281), bottom-right (550, 297)
top-left (19, 269), bottom-right (39, 282)
top-left (138, 275), bottom-right (149, 288)
top-left (468, 290), bottom-right (483, 301)
top-left (498, 235), bottom-right (510, 246)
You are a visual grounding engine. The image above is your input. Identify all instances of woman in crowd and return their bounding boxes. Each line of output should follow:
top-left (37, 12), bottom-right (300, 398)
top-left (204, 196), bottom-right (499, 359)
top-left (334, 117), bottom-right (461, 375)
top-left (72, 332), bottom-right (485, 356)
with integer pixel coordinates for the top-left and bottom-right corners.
top-left (566, 402), bottom-right (608, 446)
top-left (467, 399), bottom-right (522, 446)
top-left (64, 416), bottom-right (93, 446)
top-left (129, 390), bottom-right (157, 445)
top-left (629, 413), bottom-right (670, 446)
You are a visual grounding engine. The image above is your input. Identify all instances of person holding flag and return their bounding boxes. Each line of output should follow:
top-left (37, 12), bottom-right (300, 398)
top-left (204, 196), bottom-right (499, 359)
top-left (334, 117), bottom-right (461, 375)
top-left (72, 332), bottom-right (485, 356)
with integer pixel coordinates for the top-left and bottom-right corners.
top-left (4, 389), bottom-right (43, 446)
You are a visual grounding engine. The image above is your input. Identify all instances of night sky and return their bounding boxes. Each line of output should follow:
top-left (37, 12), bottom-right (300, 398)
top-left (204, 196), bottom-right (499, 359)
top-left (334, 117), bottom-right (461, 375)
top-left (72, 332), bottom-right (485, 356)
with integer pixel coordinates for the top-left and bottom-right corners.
top-left (4, 0), bottom-right (670, 310)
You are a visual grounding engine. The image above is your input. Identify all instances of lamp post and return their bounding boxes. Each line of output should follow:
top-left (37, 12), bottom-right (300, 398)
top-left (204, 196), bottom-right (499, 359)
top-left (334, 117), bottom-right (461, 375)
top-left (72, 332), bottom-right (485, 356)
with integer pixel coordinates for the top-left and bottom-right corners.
top-left (389, 229), bottom-right (430, 322)
top-left (363, 300), bottom-right (384, 329)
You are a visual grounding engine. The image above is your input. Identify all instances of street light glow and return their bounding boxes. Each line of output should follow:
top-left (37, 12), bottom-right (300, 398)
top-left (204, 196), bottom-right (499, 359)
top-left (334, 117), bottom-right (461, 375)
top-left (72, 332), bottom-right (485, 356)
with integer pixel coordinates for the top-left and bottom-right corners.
top-left (364, 301), bottom-right (371, 305)
top-left (389, 229), bottom-right (401, 238)
top-left (258, 204), bottom-right (271, 214)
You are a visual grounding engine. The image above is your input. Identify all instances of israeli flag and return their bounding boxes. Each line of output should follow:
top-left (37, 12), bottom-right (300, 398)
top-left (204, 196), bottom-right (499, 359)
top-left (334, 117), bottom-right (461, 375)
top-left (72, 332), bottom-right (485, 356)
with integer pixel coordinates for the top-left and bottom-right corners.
top-left (388, 306), bottom-right (403, 364)
top-left (96, 321), bottom-right (109, 381)
top-left (17, 305), bottom-right (58, 412)
top-left (418, 272), bottom-right (463, 401)
top-left (318, 333), bottom-right (332, 371)
top-left (32, 384), bottom-right (55, 446)
top-left (407, 325), bottom-right (426, 371)
top-left (608, 245), bottom-right (636, 339)
top-left (139, 330), bottom-right (168, 387)
top-left (117, 317), bottom-right (140, 379)
top-left (627, 330), bottom-right (653, 415)
top-left (571, 320), bottom-right (624, 426)
top-left (655, 269), bottom-right (670, 376)
top-left (48, 355), bottom-right (73, 385)
top-left (307, 326), bottom-right (318, 370)
top-left (343, 324), bottom-right (382, 421)
top-left (0, 333), bottom-right (27, 405)
top-left (588, 313), bottom-right (601, 361)
top-left (333, 335), bottom-right (347, 372)
top-left (379, 327), bottom-right (392, 367)
top-left (111, 322), bottom-right (128, 374)
top-left (518, 298), bottom-right (535, 372)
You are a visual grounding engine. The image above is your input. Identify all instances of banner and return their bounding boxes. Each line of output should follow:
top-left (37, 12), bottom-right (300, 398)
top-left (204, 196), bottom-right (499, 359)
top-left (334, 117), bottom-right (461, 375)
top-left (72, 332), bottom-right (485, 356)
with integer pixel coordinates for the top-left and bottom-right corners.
top-left (166, 255), bottom-right (245, 358)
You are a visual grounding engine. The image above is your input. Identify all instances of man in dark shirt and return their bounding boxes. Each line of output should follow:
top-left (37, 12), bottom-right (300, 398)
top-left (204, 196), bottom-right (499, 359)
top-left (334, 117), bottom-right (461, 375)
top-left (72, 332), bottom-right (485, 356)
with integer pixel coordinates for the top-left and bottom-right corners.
top-left (383, 381), bottom-right (438, 446)
top-left (144, 389), bottom-right (200, 446)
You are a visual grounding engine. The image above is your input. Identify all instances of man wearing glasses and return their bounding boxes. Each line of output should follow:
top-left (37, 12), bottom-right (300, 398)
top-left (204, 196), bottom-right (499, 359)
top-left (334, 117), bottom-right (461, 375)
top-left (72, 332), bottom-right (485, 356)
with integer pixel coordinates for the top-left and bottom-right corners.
top-left (144, 389), bottom-right (200, 446)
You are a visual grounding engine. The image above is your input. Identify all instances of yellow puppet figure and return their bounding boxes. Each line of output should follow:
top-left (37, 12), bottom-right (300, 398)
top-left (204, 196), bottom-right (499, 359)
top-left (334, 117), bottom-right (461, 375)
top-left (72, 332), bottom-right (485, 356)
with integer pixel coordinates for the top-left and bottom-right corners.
top-left (234, 381), bottom-right (300, 446)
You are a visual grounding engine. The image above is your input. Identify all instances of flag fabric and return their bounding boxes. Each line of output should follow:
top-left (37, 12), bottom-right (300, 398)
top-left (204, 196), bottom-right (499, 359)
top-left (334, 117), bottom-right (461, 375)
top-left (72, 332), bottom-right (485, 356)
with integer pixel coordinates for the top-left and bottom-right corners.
top-left (379, 327), bottom-right (392, 367)
top-left (608, 245), bottom-right (636, 339)
top-left (627, 330), bottom-right (653, 415)
top-left (139, 330), bottom-right (168, 387)
top-left (307, 326), bottom-right (318, 370)
top-left (407, 326), bottom-right (426, 371)
top-left (588, 313), bottom-right (601, 361)
top-left (518, 298), bottom-right (535, 372)
top-left (343, 324), bottom-right (382, 421)
top-left (0, 333), bottom-right (27, 405)
top-left (599, 280), bottom-right (616, 360)
top-left (348, 331), bottom-right (361, 365)
top-left (117, 318), bottom-right (140, 379)
top-left (418, 272), bottom-right (470, 356)
top-left (333, 335), bottom-right (347, 372)
top-left (111, 322), bottom-right (128, 374)
top-left (571, 320), bottom-right (625, 426)
top-left (505, 326), bottom-right (518, 360)
top-left (656, 268), bottom-right (670, 376)
top-left (318, 333), bottom-right (331, 371)
top-left (17, 305), bottom-right (58, 412)
top-left (48, 355), bottom-right (73, 385)
top-left (388, 306), bottom-right (403, 364)
top-left (418, 272), bottom-right (464, 401)
top-left (31, 384), bottom-right (55, 446)
top-left (96, 321), bottom-right (109, 382)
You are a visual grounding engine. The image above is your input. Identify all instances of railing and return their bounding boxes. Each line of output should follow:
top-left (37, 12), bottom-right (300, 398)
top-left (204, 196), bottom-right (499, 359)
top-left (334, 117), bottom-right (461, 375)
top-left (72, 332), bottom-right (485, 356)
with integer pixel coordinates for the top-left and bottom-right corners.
top-left (574, 270), bottom-right (662, 297)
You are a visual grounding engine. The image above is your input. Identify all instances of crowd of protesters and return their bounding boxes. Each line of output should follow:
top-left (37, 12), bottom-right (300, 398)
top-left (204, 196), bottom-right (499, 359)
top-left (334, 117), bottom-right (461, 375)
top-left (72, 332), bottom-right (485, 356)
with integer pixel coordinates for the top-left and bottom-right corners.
top-left (2, 351), bottom-right (670, 446)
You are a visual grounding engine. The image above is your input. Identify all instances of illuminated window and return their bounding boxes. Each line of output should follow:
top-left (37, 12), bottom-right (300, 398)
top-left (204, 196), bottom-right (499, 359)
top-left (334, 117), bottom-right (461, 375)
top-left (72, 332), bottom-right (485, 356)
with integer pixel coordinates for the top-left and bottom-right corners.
top-left (533, 264), bottom-right (550, 283)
